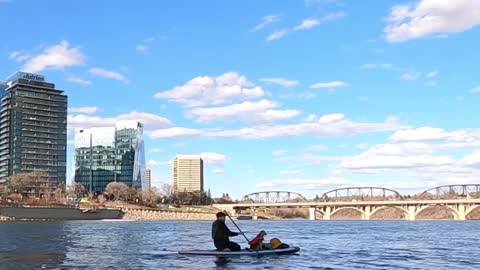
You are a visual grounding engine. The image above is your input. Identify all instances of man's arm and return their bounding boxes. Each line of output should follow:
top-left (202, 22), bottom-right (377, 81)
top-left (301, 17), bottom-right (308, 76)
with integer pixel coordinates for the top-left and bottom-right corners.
top-left (224, 223), bottom-right (240, 236)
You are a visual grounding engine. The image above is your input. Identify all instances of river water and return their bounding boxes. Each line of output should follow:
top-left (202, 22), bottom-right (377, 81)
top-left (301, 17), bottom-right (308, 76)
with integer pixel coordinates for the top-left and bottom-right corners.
top-left (1, 220), bottom-right (480, 269)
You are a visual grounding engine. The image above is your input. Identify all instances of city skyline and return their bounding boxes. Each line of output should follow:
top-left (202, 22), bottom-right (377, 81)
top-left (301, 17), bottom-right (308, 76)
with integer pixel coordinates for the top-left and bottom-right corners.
top-left (1, 1), bottom-right (480, 199)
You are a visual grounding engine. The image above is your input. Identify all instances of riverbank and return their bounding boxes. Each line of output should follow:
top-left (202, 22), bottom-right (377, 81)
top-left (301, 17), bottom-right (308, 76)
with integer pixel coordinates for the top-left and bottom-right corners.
top-left (122, 208), bottom-right (215, 221)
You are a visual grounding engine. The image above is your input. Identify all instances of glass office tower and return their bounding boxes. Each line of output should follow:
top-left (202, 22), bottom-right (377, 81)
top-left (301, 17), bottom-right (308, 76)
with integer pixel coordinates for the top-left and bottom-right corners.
top-left (0, 72), bottom-right (67, 188)
top-left (74, 121), bottom-right (146, 193)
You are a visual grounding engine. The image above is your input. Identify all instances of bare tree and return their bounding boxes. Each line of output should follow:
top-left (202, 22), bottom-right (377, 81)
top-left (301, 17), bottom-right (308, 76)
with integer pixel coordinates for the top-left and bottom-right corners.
top-left (105, 182), bottom-right (129, 201)
top-left (141, 187), bottom-right (159, 207)
top-left (10, 171), bottom-right (53, 198)
top-left (161, 184), bottom-right (173, 196)
top-left (67, 182), bottom-right (86, 198)
top-left (53, 187), bottom-right (65, 203)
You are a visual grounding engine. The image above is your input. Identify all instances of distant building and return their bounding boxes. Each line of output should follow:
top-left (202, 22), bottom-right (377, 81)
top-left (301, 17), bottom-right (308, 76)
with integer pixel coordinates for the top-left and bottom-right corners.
top-left (0, 72), bottom-right (67, 189)
top-left (173, 155), bottom-right (204, 194)
top-left (74, 121), bottom-right (146, 193)
top-left (145, 168), bottom-right (152, 189)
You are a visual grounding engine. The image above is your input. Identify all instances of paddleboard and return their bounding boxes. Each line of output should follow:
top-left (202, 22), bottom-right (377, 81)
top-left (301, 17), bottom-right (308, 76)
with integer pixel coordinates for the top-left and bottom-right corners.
top-left (178, 246), bottom-right (300, 256)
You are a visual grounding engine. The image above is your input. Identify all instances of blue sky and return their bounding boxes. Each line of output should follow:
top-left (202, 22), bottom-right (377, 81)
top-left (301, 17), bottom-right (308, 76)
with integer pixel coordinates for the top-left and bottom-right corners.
top-left (1, 0), bottom-right (480, 199)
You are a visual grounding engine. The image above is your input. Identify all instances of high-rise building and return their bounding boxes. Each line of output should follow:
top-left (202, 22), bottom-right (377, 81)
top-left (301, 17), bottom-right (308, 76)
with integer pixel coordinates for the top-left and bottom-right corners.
top-left (73, 121), bottom-right (146, 193)
top-left (0, 72), bottom-right (67, 188)
top-left (145, 168), bottom-right (152, 190)
top-left (173, 155), bottom-right (204, 194)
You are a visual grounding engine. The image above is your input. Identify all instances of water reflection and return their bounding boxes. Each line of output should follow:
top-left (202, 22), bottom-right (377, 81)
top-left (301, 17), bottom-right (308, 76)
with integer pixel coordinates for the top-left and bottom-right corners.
top-left (0, 221), bottom-right (68, 269)
top-left (214, 257), bottom-right (232, 268)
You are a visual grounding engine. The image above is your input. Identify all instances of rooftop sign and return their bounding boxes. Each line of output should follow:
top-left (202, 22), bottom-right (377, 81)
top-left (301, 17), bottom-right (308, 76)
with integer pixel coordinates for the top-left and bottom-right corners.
top-left (5, 71), bottom-right (45, 83)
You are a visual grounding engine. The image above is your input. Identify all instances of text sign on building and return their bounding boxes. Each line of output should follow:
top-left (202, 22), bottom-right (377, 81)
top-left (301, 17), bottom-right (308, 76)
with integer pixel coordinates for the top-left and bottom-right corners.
top-left (19, 72), bottom-right (45, 82)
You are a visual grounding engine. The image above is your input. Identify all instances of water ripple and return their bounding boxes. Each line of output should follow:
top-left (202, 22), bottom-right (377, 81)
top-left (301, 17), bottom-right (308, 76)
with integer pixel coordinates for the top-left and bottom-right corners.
top-left (1, 220), bottom-right (480, 269)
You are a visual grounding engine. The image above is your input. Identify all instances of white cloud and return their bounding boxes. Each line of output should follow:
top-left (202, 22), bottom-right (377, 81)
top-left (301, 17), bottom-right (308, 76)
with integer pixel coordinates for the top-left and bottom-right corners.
top-left (149, 114), bottom-right (401, 140)
top-left (342, 154), bottom-right (454, 170)
top-left (200, 152), bottom-right (228, 166)
top-left (279, 92), bottom-right (316, 100)
top-left (318, 113), bottom-right (345, 124)
top-left (149, 127), bottom-right (203, 139)
top-left (384, 0), bottom-right (480, 43)
top-left (280, 170), bottom-right (302, 175)
top-left (401, 72), bottom-right (422, 80)
top-left (276, 154), bottom-right (340, 165)
top-left (426, 70), bottom-right (438, 78)
top-left (68, 107), bottom-right (98, 114)
top-left (294, 12), bottom-right (347, 31)
top-left (273, 150), bottom-right (287, 157)
top-left (136, 37), bottom-right (156, 53)
top-left (9, 51), bottom-right (32, 62)
top-left (256, 177), bottom-right (352, 189)
top-left (22, 40), bottom-right (85, 73)
top-left (260, 77), bottom-right (299, 88)
top-left (252, 15), bottom-right (282, 32)
top-left (305, 144), bottom-right (328, 152)
top-left (356, 143), bottom-right (369, 149)
top-left (212, 168), bottom-right (224, 174)
top-left (266, 29), bottom-right (289, 41)
top-left (425, 81), bottom-right (437, 87)
top-left (68, 111), bottom-right (171, 132)
top-left (154, 72), bottom-right (265, 107)
top-left (469, 86), bottom-right (480, 93)
top-left (150, 148), bottom-right (162, 153)
top-left (294, 19), bottom-right (321, 31)
top-left (136, 45), bottom-right (148, 53)
top-left (462, 152), bottom-right (480, 168)
top-left (188, 99), bottom-right (300, 124)
top-left (311, 81), bottom-right (350, 90)
top-left (390, 127), bottom-right (474, 143)
top-left (88, 68), bottom-right (128, 82)
top-left (147, 159), bottom-right (172, 166)
top-left (66, 76), bottom-right (92, 86)
top-left (360, 63), bottom-right (392, 69)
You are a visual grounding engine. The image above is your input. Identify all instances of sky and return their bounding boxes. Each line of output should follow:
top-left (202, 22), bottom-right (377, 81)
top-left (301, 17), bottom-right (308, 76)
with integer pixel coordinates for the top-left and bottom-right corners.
top-left (1, 0), bottom-right (480, 199)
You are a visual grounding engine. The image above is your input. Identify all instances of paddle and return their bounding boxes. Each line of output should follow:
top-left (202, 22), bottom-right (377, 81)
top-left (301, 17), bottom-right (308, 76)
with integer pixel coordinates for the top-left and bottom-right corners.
top-left (223, 210), bottom-right (260, 256)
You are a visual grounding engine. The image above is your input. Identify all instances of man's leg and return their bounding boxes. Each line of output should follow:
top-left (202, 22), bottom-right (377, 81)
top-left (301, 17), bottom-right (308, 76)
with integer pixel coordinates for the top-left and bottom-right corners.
top-left (228, 242), bottom-right (241, 251)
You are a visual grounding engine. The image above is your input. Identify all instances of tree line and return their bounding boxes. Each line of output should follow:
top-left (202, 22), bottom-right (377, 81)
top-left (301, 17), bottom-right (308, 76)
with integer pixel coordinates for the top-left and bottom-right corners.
top-left (0, 171), bottom-right (232, 207)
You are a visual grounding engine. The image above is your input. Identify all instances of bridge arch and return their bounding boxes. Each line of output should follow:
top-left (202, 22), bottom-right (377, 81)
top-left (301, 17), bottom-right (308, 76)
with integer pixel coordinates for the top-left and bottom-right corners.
top-left (466, 205), bottom-right (480, 217)
top-left (419, 184), bottom-right (480, 200)
top-left (241, 191), bottom-right (307, 203)
top-left (330, 207), bottom-right (366, 217)
top-left (320, 187), bottom-right (403, 202)
top-left (370, 206), bottom-right (408, 218)
top-left (414, 205), bottom-right (455, 219)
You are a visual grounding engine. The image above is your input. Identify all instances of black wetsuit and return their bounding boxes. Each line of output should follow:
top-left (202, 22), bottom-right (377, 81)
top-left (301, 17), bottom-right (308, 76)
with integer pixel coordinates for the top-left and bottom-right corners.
top-left (211, 220), bottom-right (240, 251)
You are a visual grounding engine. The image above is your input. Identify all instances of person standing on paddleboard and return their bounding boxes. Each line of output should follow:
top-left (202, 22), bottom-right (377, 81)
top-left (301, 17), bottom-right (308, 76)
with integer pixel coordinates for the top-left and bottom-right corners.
top-left (212, 212), bottom-right (242, 251)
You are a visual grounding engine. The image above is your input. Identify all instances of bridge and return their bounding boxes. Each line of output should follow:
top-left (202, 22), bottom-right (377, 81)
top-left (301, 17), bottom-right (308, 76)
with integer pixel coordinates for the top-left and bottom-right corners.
top-left (214, 185), bottom-right (480, 221)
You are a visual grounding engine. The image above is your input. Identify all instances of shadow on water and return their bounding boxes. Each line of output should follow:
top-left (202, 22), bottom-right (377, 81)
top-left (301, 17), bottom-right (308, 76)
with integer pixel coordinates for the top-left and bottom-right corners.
top-left (214, 257), bottom-right (232, 268)
top-left (0, 252), bottom-right (66, 270)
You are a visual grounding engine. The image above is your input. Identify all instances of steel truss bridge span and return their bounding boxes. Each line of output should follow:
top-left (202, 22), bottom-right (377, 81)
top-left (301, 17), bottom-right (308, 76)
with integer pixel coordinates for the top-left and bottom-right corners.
top-left (420, 184), bottom-right (480, 200)
top-left (320, 187), bottom-right (403, 202)
top-left (241, 191), bottom-right (307, 203)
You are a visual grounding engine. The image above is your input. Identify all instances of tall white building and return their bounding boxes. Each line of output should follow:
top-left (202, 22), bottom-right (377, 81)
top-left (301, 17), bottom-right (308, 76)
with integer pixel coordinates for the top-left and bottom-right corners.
top-left (145, 168), bottom-right (152, 190)
top-left (173, 155), bottom-right (204, 194)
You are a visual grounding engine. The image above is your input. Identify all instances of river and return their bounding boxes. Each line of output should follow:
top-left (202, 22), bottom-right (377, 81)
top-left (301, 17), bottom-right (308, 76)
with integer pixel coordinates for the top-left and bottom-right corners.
top-left (1, 220), bottom-right (479, 269)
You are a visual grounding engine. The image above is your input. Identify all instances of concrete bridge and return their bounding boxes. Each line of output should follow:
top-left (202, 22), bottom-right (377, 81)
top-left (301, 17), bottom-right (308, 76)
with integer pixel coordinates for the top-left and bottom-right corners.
top-left (213, 185), bottom-right (480, 221)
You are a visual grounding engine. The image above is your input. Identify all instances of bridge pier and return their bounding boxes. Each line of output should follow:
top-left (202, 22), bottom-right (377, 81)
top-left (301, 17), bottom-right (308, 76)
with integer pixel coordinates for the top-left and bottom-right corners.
top-left (453, 203), bottom-right (466, 220)
top-left (362, 206), bottom-right (371, 220)
top-left (407, 206), bottom-right (416, 221)
top-left (309, 207), bottom-right (316, 220)
top-left (323, 206), bottom-right (331, 220)
top-left (252, 209), bottom-right (258, 221)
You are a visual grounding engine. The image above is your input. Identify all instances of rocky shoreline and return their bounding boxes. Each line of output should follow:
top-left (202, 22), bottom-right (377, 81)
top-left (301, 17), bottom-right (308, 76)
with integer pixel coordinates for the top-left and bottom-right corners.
top-left (122, 208), bottom-right (216, 221)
